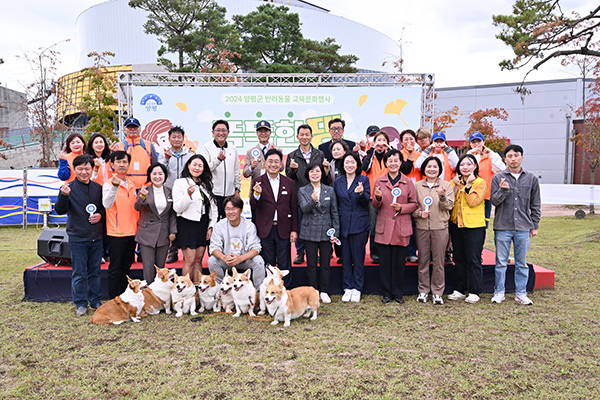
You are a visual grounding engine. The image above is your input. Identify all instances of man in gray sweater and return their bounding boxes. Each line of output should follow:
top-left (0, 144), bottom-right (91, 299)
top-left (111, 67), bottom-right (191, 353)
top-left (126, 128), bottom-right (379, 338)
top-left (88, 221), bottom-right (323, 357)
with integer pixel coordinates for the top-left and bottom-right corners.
top-left (490, 144), bottom-right (541, 305)
top-left (208, 196), bottom-right (265, 291)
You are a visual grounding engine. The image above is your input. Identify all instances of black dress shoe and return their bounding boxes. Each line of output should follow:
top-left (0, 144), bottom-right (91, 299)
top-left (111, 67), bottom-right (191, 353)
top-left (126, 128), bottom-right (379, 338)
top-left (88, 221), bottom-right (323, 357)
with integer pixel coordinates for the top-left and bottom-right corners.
top-left (293, 254), bottom-right (305, 264)
top-left (395, 297), bottom-right (405, 304)
top-left (382, 296), bottom-right (392, 304)
top-left (166, 253), bottom-right (179, 264)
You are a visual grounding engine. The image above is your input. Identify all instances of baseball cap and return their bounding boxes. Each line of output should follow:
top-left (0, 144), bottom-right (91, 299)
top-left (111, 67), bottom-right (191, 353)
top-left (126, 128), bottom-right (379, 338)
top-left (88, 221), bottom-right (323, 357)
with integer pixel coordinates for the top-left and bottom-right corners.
top-left (469, 131), bottom-right (485, 142)
top-left (366, 125), bottom-right (380, 136)
top-left (124, 117), bottom-right (141, 127)
top-left (431, 131), bottom-right (447, 142)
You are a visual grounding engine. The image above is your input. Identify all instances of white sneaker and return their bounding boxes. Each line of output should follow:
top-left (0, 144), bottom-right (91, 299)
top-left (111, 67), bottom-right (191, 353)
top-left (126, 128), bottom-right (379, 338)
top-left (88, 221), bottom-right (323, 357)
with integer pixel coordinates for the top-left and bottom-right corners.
top-left (350, 289), bottom-right (361, 302)
top-left (432, 294), bottom-right (444, 305)
top-left (320, 292), bottom-right (331, 303)
top-left (464, 293), bottom-right (480, 303)
top-left (447, 290), bottom-right (466, 301)
top-left (515, 294), bottom-right (533, 305)
top-left (491, 292), bottom-right (505, 303)
top-left (341, 289), bottom-right (352, 302)
top-left (417, 293), bottom-right (428, 303)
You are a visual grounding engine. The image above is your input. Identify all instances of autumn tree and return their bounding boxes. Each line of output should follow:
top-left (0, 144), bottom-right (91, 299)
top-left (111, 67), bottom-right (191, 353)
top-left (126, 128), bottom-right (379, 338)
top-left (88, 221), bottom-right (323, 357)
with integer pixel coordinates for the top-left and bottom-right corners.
top-left (20, 41), bottom-right (71, 167)
top-left (129, 0), bottom-right (240, 72)
top-left (464, 108), bottom-right (510, 153)
top-left (79, 51), bottom-right (118, 142)
top-left (431, 105), bottom-right (462, 132)
top-left (493, 1), bottom-right (600, 72)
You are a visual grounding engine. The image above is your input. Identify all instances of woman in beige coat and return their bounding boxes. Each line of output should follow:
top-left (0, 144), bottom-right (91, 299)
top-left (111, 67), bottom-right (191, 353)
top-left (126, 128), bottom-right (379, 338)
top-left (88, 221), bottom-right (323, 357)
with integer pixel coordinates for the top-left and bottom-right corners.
top-left (135, 163), bottom-right (177, 284)
top-left (412, 156), bottom-right (454, 305)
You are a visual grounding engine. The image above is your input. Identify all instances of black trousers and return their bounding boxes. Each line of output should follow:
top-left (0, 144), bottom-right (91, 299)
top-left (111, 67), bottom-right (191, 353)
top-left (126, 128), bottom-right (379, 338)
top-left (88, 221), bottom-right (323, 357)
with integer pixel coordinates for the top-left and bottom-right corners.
top-left (215, 195), bottom-right (226, 221)
top-left (107, 236), bottom-right (136, 299)
top-left (304, 240), bottom-right (332, 293)
top-left (378, 244), bottom-right (408, 299)
top-left (449, 222), bottom-right (485, 295)
top-left (260, 225), bottom-right (292, 287)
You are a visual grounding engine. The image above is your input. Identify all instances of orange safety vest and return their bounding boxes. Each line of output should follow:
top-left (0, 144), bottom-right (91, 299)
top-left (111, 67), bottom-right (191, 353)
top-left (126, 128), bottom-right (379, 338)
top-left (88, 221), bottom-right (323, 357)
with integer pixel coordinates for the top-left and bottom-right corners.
top-left (401, 148), bottom-right (422, 182)
top-left (64, 151), bottom-right (83, 183)
top-left (105, 178), bottom-right (139, 237)
top-left (476, 154), bottom-right (493, 200)
top-left (363, 153), bottom-right (388, 198)
top-left (117, 137), bottom-right (153, 189)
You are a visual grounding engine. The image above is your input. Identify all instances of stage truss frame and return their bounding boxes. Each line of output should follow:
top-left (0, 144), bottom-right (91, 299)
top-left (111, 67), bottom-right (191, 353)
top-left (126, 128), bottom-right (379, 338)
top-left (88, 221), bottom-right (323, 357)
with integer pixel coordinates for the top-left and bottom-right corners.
top-left (117, 72), bottom-right (435, 137)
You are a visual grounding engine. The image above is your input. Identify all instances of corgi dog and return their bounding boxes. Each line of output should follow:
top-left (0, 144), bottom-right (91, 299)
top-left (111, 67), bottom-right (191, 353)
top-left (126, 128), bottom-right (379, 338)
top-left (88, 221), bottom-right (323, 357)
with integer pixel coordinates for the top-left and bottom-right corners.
top-left (171, 273), bottom-right (198, 318)
top-left (258, 264), bottom-right (289, 316)
top-left (231, 267), bottom-right (258, 317)
top-left (196, 270), bottom-right (220, 312)
top-left (264, 280), bottom-right (320, 327)
top-left (142, 266), bottom-right (176, 315)
top-left (219, 270), bottom-right (236, 313)
top-left (90, 277), bottom-right (147, 325)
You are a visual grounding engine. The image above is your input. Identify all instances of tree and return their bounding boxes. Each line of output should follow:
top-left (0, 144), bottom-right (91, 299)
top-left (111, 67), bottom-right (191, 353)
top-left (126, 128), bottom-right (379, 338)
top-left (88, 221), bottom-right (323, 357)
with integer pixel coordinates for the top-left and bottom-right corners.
top-left (465, 108), bottom-right (510, 153)
top-left (233, 4), bottom-right (306, 73)
top-left (302, 38), bottom-right (358, 73)
top-left (129, 0), bottom-right (240, 72)
top-left (79, 52), bottom-right (118, 142)
top-left (493, 1), bottom-right (600, 72)
top-left (431, 105), bottom-right (462, 132)
top-left (19, 41), bottom-right (71, 167)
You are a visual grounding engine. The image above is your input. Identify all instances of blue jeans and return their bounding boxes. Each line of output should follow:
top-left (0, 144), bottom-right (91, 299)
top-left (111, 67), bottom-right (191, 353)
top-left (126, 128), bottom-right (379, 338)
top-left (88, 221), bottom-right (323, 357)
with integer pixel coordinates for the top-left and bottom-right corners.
top-left (69, 238), bottom-right (103, 308)
top-left (494, 230), bottom-right (530, 295)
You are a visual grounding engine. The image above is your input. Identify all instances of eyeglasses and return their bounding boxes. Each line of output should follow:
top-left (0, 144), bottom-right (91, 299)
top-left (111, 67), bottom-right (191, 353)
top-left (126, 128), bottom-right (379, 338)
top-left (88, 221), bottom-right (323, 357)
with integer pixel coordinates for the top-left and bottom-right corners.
top-left (224, 207), bottom-right (239, 212)
top-left (330, 127), bottom-right (344, 132)
top-left (213, 129), bottom-right (229, 133)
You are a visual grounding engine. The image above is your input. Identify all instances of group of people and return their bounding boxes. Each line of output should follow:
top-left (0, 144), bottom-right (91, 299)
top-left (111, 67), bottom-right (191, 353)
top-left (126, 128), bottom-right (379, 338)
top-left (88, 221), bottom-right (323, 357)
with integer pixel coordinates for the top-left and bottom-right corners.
top-left (55, 116), bottom-right (541, 317)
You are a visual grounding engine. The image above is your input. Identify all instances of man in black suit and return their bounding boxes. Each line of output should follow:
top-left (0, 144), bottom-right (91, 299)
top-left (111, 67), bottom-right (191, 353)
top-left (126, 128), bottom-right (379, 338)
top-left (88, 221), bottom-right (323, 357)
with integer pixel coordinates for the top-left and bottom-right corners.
top-left (318, 118), bottom-right (360, 161)
top-left (250, 149), bottom-right (298, 286)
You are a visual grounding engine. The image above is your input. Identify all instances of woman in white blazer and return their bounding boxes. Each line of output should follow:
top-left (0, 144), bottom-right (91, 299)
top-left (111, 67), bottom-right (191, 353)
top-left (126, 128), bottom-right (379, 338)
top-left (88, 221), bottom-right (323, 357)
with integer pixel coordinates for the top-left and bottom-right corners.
top-left (172, 154), bottom-right (218, 282)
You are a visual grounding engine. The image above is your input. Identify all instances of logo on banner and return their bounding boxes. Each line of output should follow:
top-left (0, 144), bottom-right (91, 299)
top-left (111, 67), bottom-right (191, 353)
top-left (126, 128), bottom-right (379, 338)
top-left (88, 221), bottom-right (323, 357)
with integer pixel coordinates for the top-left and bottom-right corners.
top-left (140, 93), bottom-right (163, 112)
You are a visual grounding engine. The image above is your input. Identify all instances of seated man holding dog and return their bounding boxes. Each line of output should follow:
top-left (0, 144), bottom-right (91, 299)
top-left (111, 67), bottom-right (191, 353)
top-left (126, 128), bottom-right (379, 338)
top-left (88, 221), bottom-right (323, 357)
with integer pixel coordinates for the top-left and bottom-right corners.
top-left (208, 196), bottom-right (265, 291)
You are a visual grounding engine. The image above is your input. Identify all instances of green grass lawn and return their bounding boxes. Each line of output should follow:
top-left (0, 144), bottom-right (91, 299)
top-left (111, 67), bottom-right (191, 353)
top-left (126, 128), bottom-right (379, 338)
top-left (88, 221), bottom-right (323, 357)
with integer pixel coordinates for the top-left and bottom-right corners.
top-left (1, 216), bottom-right (599, 399)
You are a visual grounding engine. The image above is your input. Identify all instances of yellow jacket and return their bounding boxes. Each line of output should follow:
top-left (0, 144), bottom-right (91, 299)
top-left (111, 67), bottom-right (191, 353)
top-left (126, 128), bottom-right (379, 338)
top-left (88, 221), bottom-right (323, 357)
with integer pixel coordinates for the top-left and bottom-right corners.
top-left (450, 176), bottom-right (487, 228)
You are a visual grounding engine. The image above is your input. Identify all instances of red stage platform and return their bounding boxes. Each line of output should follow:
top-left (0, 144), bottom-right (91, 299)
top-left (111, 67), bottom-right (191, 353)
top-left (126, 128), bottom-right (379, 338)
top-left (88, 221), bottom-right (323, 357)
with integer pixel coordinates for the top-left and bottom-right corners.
top-left (23, 248), bottom-right (554, 302)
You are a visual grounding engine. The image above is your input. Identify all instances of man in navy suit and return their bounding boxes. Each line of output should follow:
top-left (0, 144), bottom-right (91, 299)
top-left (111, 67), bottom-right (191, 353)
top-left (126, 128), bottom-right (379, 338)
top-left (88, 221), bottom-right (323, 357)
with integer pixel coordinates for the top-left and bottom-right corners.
top-left (250, 149), bottom-right (298, 285)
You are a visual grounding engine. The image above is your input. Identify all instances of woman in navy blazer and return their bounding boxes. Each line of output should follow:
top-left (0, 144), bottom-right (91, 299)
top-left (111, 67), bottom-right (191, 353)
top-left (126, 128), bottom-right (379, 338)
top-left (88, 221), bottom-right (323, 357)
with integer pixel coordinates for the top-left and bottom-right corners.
top-left (334, 152), bottom-right (371, 303)
top-left (134, 163), bottom-right (177, 283)
top-left (298, 162), bottom-right (340, 304)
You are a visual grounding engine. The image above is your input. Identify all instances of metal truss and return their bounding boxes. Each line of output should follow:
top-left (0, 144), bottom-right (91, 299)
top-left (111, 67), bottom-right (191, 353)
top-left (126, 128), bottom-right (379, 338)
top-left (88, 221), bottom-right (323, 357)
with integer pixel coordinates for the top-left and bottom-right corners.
top-left (117, 73), bottom-right (435, 134)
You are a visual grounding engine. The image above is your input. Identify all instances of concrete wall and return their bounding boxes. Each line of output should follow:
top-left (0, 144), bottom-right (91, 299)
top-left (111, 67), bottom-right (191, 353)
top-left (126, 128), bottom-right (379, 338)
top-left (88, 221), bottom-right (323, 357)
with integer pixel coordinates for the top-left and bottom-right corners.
top-left (436, 79), bottom-right (581, 184)
top-left (0, 142), bottom-right (62, 169)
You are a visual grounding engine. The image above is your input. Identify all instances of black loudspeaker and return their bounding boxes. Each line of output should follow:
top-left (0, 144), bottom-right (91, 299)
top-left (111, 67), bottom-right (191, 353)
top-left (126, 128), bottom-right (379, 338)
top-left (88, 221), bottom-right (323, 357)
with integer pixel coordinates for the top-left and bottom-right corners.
top-left (37, 228), bottom-right (71, 266)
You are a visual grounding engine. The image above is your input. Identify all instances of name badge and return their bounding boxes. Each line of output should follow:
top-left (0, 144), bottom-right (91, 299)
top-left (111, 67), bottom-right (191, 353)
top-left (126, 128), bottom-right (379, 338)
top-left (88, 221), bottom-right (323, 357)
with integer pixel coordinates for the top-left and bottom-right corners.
top-left (287, 214), bottom-right (292, 218)
top-left (133, 161), bottom-right (140, 171)
top-left (324, 197), bottom-right (331, 200)
top-left (281, 191), bottom-right (288, 195)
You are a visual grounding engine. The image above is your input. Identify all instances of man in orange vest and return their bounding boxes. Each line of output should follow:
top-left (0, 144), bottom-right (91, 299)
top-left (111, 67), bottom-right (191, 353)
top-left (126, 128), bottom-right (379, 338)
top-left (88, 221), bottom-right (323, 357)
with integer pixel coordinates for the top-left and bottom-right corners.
top-left (110, 117), bottom-right (158, 190)
top-left (466, 132), bottom-right (506, 228)
top-left (102, 151), bottom-right (139, 299)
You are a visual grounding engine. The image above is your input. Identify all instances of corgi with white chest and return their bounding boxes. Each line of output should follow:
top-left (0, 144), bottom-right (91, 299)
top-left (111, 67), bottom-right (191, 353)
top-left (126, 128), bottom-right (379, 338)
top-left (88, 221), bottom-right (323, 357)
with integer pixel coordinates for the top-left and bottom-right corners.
top-left (258, 264), bottom-right (289, 315)
top-left (90, 277), bottom-right (147, 324)
top-left (264, 280), bottom-right (320, 327)
top-left (219, 270), bottom-right (235, 313)
top-left (196, 270), bottom-right (220, 312)
top-left (171, 273), bottom-right (198, 317)
top-left (231, 267), bottom-right (258, 317)
top-left (142, 266), bottom-right (176, 315)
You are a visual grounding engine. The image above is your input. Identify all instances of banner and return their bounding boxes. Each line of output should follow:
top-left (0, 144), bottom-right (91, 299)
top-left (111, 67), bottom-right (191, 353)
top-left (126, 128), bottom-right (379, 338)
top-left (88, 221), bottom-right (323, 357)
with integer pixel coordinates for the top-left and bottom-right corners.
top-left (132, 86), bottom-right (423, 155)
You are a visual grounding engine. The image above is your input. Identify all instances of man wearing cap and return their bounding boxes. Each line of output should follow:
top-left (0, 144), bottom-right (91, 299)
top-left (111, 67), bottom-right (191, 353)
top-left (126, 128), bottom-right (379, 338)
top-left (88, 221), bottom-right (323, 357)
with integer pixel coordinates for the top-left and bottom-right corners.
top-left (200, 119), bottom-right (241, 220)
top-left (243, 120), bottom-right (282, 181)
top-left (414, 131), bottom-right (459, 181)
top-left (286, 124), bottom-right (330, 264)
top-left (55, 154), bottom-right (105, 316)
top-left (111, 117), bottom-right (159, 190)
top-left (467, 131), bottom-right (506, 228)
top-left (358, 125), bottom-right (380, 158)
top-left (319, 118), bottom-right (360, 161)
